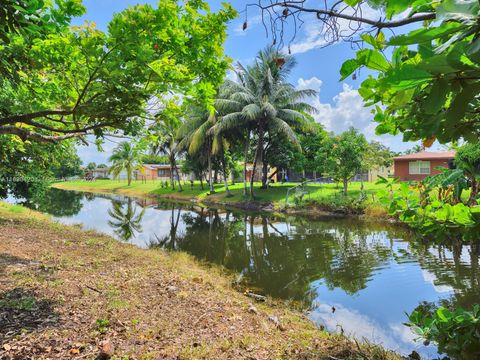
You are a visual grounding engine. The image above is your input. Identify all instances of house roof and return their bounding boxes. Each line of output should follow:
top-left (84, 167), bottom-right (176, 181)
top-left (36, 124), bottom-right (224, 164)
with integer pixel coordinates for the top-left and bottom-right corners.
top-left (143, 164), bottom-right (181, 169)
top-left (393, 151), bottom-right (455, 161)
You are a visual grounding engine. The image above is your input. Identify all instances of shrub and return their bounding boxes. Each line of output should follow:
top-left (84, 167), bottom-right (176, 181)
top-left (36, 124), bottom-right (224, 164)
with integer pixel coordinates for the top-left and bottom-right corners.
top-left (407, 305), bottom-right (480, 359)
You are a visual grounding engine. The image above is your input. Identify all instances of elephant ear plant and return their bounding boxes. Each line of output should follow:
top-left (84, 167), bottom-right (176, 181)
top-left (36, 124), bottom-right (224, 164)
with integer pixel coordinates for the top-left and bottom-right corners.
top-left (407, 305), bottom-right (480, 359)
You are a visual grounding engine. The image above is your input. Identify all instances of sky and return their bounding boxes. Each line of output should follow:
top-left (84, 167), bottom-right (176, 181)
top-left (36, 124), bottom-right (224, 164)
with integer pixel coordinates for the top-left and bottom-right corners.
top-left (73, 0), bottom-right (425, 165)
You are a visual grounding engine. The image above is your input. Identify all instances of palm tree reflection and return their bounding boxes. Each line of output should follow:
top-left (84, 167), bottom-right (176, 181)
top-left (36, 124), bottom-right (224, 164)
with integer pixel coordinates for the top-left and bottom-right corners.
top-left (107, 199), bottom-right (145, 241)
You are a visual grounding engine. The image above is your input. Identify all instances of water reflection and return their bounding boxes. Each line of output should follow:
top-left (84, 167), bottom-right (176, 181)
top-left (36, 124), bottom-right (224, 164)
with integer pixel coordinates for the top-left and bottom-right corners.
top-left (107, 199), bottom-right (145, 242)
top-left (7, 189), bottom-right (480, 358)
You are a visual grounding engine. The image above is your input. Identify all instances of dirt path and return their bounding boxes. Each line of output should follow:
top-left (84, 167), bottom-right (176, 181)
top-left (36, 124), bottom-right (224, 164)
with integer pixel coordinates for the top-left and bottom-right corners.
top-left (0, 204), bottom-right (399, 359)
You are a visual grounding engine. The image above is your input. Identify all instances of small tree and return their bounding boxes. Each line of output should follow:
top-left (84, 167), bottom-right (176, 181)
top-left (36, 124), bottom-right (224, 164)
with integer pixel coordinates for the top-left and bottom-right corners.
top-left (322, 128), bottom-right (368, 195)
top-left (455, 143), bottom-right (480, 205)
top-left (86, 162), bottom-right (97, 171)
top-left (108, 142), bottom-right (143, 186)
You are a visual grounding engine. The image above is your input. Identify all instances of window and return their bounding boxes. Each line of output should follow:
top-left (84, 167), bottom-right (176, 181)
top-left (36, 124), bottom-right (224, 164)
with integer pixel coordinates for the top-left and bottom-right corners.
top-left (157, 169), bottom-right (169, 177)
top-left (409, 161), bottom-right (430, 175)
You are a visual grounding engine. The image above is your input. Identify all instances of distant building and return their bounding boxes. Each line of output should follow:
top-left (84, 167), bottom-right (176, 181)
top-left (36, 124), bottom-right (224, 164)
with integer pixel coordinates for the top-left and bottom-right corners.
top-left (135, 164), bottom-right (188, 181)
top-left (393, 151), bottom-right (455, 181)
top-left (368, 165), bottom-right (393, 182)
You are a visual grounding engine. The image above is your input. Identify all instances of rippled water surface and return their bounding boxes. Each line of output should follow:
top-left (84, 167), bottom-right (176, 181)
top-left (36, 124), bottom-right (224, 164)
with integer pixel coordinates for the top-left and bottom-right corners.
top-left (9, 189), bottom-right (480, 358)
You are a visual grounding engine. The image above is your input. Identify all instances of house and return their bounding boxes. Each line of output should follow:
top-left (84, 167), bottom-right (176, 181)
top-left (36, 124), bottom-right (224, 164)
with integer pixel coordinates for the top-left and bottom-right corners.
top-left (368, 165), bottom-right (393, 182)
top-left (393, 151), bottom-right (455, 181)
top-left (84, 167), bottom-right (111, 179)
top-left (245, 164), bottom-right (278, 183)
top-left (134, 164), bottom-right (189, 181)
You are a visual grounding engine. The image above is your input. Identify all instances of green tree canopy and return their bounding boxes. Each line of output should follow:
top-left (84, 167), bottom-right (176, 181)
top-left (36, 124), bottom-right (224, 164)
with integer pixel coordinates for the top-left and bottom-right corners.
top-left (0, 0), bottom-right (236, 143)
top-left (319, 128), bottom-right (369, 194)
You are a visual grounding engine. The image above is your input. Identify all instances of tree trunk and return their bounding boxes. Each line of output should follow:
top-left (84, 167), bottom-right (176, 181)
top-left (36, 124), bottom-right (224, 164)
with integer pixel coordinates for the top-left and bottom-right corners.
top-left (170, 160), bottom-right (175, 190)
top-left (174, 159), bottom-right (183, 191)
top-left (208, 145), bottom-right (214, 194)
top-left (200, 175), bottom-right (204, 190)
top-left (127, 170), bottom-right (132, 186)
top-left (250, 125), bottom-right (264, 199)
top-left (468, 176), bottom-right (478, 206)
top-left (343, 178), bottom-right (348, 195)
top-left (243, 130), bottom-right (250, 196)
top-left (221, 146), bottom-right (231, 196)
top-left (261, 158), bottom-right (268, 189)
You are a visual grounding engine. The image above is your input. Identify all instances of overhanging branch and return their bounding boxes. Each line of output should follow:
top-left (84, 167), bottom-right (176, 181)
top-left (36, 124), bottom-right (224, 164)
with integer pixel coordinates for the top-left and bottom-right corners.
top-left (0, 126), bottom-right (85, 143)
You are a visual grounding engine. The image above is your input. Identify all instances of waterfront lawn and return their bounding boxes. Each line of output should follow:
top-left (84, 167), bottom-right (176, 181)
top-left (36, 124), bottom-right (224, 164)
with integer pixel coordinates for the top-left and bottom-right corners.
top-left (52, 179), bottom-right (389, 209)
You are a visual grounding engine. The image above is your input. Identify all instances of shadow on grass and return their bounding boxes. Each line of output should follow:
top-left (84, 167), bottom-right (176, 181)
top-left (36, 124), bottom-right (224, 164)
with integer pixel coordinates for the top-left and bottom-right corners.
top-left (0, 254), bottom-right (59, 340)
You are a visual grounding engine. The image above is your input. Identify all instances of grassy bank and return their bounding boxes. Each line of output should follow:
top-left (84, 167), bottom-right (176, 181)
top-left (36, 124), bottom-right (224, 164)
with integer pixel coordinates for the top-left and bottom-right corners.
top-left (52, 179), bottom-right (388, 215)
top-left (0, 202), bottom-right (399, 359)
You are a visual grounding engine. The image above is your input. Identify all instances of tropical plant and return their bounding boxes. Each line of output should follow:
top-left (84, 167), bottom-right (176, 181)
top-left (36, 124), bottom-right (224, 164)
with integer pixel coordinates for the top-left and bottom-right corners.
top-left (252, 1), bottom-right (480, 146)
top-left (407, 304), bottom-right (480, 359)
top-left (150, 100), bottom-right (184, 191)
top-left (456, 143), bottom-right (480, 205)
top-left (178, 107), bottom-right (227, 194)
top-left (108, 142), bottom-right (144, 186)
top-left (214, 47), bottom-right (317, 198)
top-left (377, 177), bottom-right (480, 241)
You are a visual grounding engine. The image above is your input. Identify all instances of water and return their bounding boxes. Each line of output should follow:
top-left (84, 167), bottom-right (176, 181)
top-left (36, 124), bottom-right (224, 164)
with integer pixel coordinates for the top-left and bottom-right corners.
top-left (8, 189), bottom-right (480, 358)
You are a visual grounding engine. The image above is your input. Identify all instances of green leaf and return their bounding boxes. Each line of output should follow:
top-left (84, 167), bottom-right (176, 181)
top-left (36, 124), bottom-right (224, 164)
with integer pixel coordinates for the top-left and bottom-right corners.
top-left (380, 65), bottom-right (432, 90)
top-left (388, 24), bottom-right (464, 46)
top-left (446, 83), bottom-right (480, 123)
top-left (344, 0), bottom-right (361, 5)
top-left (423, 79), bottom-right (450, 114)
top-left (356, 49), bottom-right (390, 72)
top-left (339, 59), bottom-right (359, 80)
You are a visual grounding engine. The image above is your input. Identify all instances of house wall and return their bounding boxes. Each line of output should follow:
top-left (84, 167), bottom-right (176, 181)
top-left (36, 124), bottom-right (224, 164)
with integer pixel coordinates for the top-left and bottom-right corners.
top-left (394, 159), bottom-right (451, 181)
top-left (368, 166), bottom-right (393, 182)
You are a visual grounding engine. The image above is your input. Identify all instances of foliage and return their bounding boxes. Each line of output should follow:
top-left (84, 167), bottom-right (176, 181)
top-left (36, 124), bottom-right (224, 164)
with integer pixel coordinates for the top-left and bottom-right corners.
top-left (108, 142), bottom-right (144, 186)
top-left (86, 162), bottom-right (97, 171)
top-left (456, 143), bottom-right (480, 204)
top-left (141, 154), bottom-right (169, 165)
top-left (364, 141), bottom-right (394, 169)
top-left (319, 128), bottom-right (369, 195)
top-left (0, 0), bottom-right (236, 143)
top-left (149, 99), bottom-right (184, 190)
top-left (340, 0), bottom-right (480, 145)
top-left (213, 47), bottom-right (317, 197)
top-left (0, 136), bottom-right (79, 198)
top-left (407, 304), bottom-right (480, 359)
top-left (377, 176), bottom-right (480, 241)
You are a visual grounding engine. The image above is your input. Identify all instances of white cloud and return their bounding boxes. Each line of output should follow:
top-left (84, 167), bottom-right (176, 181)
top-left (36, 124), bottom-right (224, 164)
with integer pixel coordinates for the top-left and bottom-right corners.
top-left (297, 78), bottom-right (417, 152)
top-left (232, 15), bottom-right (262, 36)
top-left (287, 5), bottom-right (380, 54)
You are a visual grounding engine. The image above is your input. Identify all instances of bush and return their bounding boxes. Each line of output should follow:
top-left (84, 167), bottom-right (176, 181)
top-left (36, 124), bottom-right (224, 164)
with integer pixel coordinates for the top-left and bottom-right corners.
top-left (407, 305), bottom-right (480, 359)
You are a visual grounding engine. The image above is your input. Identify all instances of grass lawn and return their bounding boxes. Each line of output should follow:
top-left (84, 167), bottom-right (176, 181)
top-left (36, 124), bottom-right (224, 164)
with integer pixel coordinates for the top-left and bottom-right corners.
top-left (52, 179), bottom-right (390, 212)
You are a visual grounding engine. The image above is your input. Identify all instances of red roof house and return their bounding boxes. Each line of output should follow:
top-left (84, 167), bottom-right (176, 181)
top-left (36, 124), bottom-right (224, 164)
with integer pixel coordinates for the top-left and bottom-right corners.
top-left (393, 151), bottom-right (455, 181)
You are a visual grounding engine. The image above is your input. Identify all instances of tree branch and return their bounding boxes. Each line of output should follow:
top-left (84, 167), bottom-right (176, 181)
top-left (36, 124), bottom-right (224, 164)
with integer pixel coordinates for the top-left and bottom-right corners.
top-left (0, 110), bottom-right (74, 126)
top-left (0, 126), bottom-right (85, 143)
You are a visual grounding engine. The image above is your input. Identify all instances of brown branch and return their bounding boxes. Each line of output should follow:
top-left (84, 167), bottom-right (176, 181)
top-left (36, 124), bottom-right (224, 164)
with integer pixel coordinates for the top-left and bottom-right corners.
top-left (252, 2), bottom-right (435, 29)
top-left (0, 126), bottom-right (85, 143)
top-left (0, 110), bottom-right (74, 126)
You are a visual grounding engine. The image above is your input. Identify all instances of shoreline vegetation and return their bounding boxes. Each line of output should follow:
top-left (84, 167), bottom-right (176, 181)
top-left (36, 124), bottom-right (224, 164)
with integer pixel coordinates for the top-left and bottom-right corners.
top-left (0, 201), bottom-right (401, 359)
top-left (51, 180), bottom-right (390, 218)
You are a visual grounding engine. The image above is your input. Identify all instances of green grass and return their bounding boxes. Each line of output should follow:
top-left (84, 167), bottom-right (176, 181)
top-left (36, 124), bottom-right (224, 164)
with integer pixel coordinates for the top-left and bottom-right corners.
top-left (52, 179), bottom-right (390, 213)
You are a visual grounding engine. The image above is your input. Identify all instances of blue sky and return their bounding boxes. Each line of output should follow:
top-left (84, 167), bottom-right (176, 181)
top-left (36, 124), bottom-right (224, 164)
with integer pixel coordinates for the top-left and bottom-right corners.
top-left (74, 0), bottom-right (424, 164)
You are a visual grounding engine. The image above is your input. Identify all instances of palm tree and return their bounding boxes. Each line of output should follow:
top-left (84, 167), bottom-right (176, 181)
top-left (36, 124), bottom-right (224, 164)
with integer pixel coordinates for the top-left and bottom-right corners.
top-left (214, 47), bottom-right (317, 198)
top-left (150, 120), bottom-right (183, 191)
top-left (108, 141), bottom-right (144, 186)
top-left (178, 107), bottom-right (231, 196)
